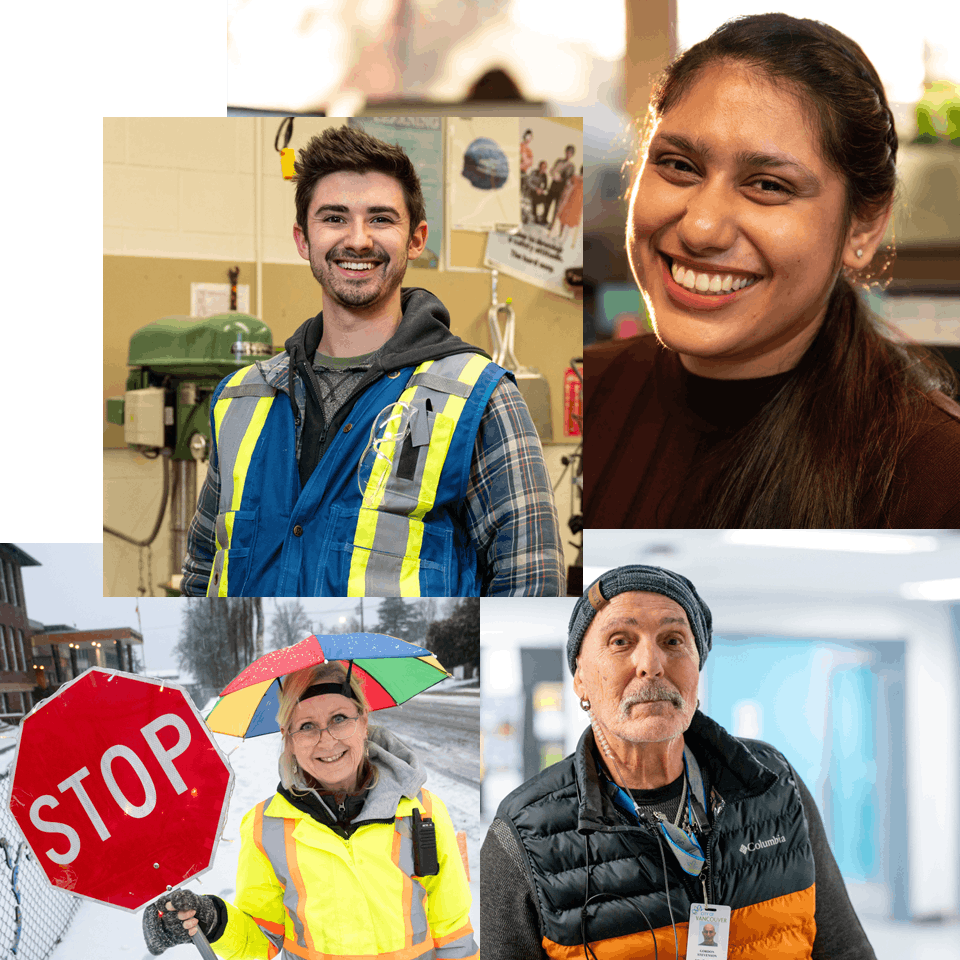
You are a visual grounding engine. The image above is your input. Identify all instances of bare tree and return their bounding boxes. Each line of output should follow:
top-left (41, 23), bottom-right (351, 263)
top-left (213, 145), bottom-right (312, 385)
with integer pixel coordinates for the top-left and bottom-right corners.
top-left (175, 598), bottom-right (262, 696)
top-left (254, 597), bottom-right (264, 657)
top-left (270, 600), bottom-right (314, 649)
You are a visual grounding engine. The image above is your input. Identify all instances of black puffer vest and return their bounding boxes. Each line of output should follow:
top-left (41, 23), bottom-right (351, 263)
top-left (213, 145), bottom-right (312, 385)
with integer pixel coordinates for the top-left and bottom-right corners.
top-left (496, 712), bottom-right (817, 958)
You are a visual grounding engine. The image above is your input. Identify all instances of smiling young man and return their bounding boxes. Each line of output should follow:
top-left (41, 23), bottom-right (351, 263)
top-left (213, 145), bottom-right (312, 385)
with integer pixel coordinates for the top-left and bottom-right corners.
top-left (181, 125), bottom-right (563, 597)
top-left (481, 564), bottom-right (877, 960)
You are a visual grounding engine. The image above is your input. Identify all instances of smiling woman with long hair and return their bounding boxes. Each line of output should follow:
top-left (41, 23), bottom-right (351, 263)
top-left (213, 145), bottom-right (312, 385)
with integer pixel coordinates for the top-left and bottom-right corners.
top-left (584, 13), bottom-right (960, 529)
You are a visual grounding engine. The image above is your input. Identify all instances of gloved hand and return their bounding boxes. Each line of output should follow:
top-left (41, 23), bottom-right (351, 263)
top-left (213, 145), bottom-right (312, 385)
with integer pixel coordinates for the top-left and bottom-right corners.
top-left (142, 888), bottom-right (218, 956)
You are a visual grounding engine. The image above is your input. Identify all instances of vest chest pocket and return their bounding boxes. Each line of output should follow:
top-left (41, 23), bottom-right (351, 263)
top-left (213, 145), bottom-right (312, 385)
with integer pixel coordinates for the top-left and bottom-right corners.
top-left (208, 509), bottom-right (259, 596)
top-left (323, 504), bottom-right (456, 597)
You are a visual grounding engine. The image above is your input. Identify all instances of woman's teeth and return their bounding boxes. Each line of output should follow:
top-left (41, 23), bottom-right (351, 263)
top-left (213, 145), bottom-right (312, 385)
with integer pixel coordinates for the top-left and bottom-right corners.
top-left (318, 750), bottom-right (347, 763)
top-left (670, 259), bottom-right (758, 295)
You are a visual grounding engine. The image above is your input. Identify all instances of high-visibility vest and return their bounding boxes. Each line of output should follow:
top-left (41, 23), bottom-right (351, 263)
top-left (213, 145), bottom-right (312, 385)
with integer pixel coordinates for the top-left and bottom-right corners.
top-left (206, 352), bottom-right (507, 596)
top-left (216, 790), bottom-right (478, 960)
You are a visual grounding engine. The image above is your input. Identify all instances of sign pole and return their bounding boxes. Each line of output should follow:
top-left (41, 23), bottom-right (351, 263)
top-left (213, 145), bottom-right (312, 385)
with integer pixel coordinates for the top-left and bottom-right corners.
top-left (193, 929), bottom-right (217, 960)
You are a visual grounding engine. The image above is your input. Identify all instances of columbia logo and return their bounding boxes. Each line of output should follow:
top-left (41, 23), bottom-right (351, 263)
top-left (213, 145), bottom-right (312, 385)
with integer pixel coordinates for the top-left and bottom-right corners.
top-left (740, 835), bottom-right (786, 854)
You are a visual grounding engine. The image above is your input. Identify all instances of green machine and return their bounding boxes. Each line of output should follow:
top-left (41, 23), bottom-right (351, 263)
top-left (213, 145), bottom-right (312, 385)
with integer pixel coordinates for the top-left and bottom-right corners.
top-left (105, 313), bottom-right (273, 593)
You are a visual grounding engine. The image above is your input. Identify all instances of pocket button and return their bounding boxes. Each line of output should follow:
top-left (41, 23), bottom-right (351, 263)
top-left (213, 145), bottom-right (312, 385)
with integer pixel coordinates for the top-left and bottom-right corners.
top-left (293, 524), bottom-right (303, 537)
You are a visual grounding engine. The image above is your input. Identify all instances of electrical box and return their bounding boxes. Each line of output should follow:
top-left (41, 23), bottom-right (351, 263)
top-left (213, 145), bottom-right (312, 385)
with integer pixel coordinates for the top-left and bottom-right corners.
top-left (123, 387), bottom-right (166, 447)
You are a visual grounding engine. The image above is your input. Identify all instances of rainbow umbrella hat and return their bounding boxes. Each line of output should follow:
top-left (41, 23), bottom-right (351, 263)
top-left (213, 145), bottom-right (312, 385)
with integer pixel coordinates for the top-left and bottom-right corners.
top-left (204, 633), bottom-right (450, 738)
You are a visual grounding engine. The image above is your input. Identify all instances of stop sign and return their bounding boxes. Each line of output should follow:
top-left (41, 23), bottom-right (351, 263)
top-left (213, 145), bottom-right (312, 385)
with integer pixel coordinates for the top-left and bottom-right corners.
top-left (10, 668), bottom-right (234, 912)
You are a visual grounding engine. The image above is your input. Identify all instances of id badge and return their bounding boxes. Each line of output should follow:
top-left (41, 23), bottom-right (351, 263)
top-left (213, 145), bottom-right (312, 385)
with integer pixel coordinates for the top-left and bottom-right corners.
top-left (686, 903), bottom-right (731, 960)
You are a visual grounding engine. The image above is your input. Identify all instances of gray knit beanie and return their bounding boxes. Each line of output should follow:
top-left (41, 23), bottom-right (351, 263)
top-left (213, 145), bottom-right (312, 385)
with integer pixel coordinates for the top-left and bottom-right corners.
top-left (567, 564), bottom-right (713, 674)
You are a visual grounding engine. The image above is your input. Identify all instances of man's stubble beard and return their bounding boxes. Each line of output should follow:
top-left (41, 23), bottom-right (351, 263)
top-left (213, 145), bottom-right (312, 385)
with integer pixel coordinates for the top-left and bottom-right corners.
top-left (308, 241), bottom-right (407, 310)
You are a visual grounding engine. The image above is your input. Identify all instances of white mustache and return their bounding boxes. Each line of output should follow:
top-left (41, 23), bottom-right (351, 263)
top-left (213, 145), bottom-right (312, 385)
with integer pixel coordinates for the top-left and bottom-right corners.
top-left (619, 684), bottom-right (686, 716)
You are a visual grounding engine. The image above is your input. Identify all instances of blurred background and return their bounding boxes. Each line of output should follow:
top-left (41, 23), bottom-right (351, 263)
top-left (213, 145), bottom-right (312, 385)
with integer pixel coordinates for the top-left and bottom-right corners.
top-left (582, 0), bottom-right (960, 393)
top-left (227, 0), bottom-right (625, 115)
top-left (480, 529), bottom-right (960, 957)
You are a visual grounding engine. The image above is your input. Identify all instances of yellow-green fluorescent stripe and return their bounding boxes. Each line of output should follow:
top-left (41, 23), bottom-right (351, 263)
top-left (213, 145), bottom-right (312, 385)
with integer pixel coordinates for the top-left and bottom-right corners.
top-left (400, 354), bottom-right (489, 593)
top-left (231, 395), bottom-right (273, 510)
top-left (211, 367), bottom-right (274, 595)
top-left (348, 362), bottom-right (434, 594)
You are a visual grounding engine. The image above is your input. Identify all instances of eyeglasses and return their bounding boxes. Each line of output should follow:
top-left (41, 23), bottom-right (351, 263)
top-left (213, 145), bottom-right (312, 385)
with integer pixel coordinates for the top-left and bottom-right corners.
top-left (291, 715), bottom-right (360, 745)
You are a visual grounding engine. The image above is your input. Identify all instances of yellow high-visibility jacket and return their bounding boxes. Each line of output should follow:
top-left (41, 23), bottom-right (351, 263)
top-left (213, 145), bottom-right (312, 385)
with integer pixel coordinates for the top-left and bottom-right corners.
top-left (210, 729), bottom-right (477, 960)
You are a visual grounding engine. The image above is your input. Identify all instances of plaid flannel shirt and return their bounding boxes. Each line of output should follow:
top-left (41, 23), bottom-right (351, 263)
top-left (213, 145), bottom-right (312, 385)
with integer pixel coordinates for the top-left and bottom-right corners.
top-left (181, 371), bottom-right (565, 597)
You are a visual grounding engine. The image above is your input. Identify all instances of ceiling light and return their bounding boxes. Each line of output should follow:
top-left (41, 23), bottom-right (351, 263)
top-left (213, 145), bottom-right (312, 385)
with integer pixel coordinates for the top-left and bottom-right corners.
top-left (723, 531), bottom-right (938, 554)
top-left (900, 578), bottom-right (960, 601)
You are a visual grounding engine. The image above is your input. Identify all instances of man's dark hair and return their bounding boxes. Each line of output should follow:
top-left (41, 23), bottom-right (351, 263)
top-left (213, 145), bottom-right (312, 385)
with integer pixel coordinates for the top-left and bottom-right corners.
top-left (293, 125), bottom-right (427, 243)
top-left (565, 144), bottom-right (576, 155)
top-left (523, 128), bottom-right (533, 138)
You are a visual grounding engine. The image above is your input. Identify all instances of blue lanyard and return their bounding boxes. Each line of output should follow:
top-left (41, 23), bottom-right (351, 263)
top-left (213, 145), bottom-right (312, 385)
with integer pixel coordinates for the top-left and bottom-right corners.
top-left (604, 746), bottom-right (708, 877)
top-left (655, 747), bottom-right (707, 876)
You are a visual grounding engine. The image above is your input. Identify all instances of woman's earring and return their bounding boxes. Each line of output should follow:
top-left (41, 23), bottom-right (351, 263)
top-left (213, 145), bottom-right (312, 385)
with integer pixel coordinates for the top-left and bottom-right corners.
top-left (580, 698), bottom-right (591, 711)
top-left (856, 249), bottom-right (863, 259)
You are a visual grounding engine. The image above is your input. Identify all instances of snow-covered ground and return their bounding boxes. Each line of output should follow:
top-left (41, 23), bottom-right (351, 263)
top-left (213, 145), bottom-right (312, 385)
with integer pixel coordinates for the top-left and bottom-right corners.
top-left (41, 724), bottom-right (479, 959)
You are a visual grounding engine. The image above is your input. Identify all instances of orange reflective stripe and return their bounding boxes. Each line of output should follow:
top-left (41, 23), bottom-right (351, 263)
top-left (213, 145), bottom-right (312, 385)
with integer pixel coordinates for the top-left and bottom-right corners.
top-left (252, 916), bottom-right (285, 937)
top-left (392, 823), bottom-right (415, 948)
top-left (252, 802), bottom-right (269, 860)
top-left (434, 922), bottom-right (474, 947)
top-left (419, 789), bottom-right (434, 817)
top-left (286, 819), bottom-right (319, 955)
top-left (281, 942), bottom-right (437, 960)
top-left (456, 831), bottom-right (470, 881)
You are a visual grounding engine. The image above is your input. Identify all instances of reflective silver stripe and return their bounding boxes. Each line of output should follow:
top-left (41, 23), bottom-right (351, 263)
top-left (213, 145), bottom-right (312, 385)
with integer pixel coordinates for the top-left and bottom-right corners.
top-left (215, 513), bottom-right (229, 549)
top-left (350, 353), bottom-right (492, 597)
top-left (394, 816), bottom-right (416, 876)
top-left (258, 815), bottom-right (309, 950)
top-left (219, 382), bottom-right (277, 399)
top-left (214, 365), bottom-right (274, 515)
top-left (405, 371), bottom-right (473, 398)
top-left (209, 549), bottom-right (226, 595)
top-left (256, 924), bottom-right (285, 953)
top-left (437, 930), bottom-right (479, 958)
top-left (394, 814), bottom-right (430, 945)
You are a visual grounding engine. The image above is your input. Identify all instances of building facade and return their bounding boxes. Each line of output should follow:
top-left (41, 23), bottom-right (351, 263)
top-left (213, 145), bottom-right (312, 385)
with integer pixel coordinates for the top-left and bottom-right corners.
top-left (0, 544), bottom-right (41, 719)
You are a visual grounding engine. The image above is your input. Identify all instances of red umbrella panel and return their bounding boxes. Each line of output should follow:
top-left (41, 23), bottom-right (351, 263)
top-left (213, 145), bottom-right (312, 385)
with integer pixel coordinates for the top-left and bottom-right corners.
top-left (205, 633), bottom-right (449, 738)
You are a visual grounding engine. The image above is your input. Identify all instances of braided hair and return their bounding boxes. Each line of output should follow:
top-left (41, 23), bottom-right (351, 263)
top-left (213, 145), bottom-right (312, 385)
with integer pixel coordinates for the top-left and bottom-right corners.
top-left (630, 13), bottom-right (956, 527)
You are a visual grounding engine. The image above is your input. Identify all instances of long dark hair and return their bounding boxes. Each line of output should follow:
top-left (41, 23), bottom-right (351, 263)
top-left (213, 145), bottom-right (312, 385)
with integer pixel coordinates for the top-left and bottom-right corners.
top-left (635, 13), bottom-right (957, 527)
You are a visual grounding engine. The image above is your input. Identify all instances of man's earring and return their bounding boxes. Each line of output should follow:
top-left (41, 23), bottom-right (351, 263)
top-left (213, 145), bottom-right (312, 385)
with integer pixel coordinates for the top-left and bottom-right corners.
top-left (580, 698), bottom-right (591, 711)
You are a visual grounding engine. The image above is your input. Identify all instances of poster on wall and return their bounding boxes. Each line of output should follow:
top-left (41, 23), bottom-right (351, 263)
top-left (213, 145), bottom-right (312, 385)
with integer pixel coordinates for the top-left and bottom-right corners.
top-left (448, 118), bottom-right (521, 232)
top-left (349, 117), bottom-right (443, 269)
top-left (484, 119), bottom-right (583, 301)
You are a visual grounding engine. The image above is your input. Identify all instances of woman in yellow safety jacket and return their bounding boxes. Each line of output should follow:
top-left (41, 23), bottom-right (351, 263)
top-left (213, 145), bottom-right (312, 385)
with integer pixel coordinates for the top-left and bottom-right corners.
top-left (143, 662), bottom-right (477, 960)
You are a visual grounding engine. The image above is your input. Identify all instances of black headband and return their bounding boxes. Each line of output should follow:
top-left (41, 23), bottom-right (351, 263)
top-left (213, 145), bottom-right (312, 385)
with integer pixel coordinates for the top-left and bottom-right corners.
top-left (298, 661), bottom-right (357, 703)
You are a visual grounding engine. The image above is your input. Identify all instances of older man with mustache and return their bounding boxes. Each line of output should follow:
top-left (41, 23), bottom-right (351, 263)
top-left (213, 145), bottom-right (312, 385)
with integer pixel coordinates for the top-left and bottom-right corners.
top-left (481, 564), bottom-right (876, 960)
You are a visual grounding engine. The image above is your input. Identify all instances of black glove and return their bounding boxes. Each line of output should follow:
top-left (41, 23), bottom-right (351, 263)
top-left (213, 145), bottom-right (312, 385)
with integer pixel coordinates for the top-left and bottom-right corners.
top-left (142, 888), bottom-right (218, 956)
